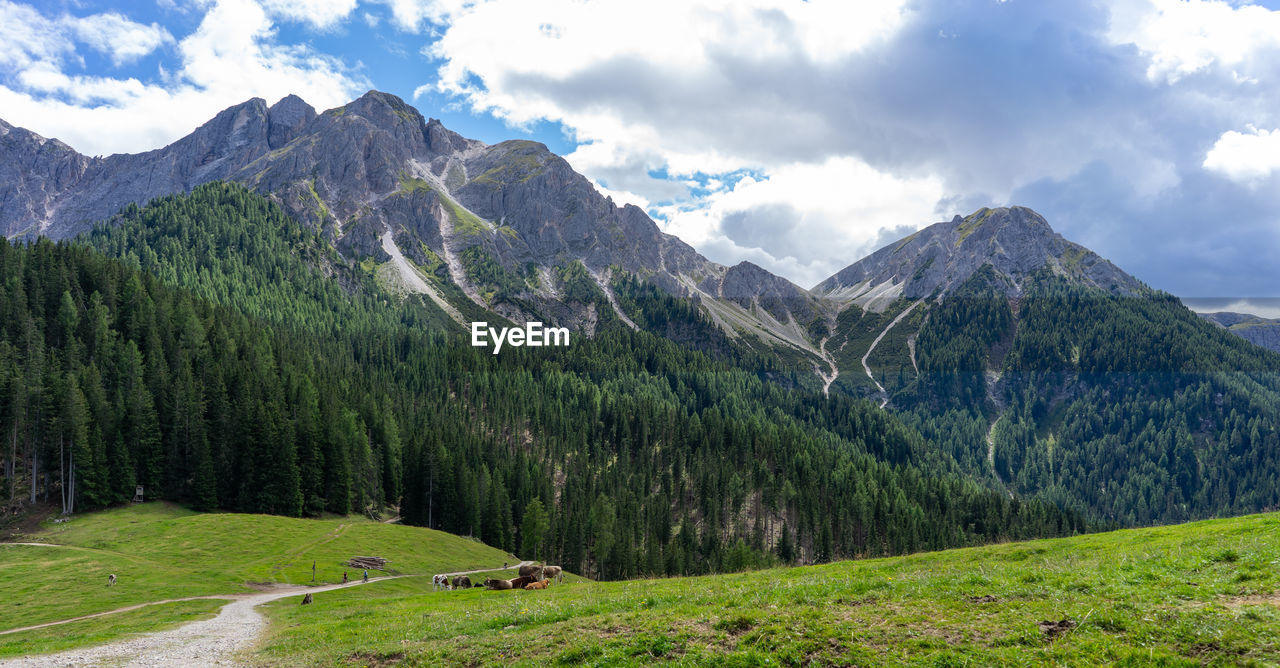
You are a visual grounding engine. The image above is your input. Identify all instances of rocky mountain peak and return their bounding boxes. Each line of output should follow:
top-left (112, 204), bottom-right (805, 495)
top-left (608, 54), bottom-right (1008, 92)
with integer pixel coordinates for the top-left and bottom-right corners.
top-left (425, 117), bottom-right (476, 155)
top-left (266, 94), bottom-right (316, 149)
top-left (813, 206), bottom-right (1144, 310)
top-left (340, 90), bottom-right (423, 126)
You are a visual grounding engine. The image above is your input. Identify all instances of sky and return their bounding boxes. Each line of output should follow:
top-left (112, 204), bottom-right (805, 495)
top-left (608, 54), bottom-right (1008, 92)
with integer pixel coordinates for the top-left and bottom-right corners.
top-left (3, 0), bottom-right (1279, 303)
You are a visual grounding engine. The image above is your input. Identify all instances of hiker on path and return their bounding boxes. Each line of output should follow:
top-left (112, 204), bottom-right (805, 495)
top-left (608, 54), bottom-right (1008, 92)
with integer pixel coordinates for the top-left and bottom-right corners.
top-left (362, 569), bottom-right (369, 583)
top-left (342, 571), bottom-right (349, 584)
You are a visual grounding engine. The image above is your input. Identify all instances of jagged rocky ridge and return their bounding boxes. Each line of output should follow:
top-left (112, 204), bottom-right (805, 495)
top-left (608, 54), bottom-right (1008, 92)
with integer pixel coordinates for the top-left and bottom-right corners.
top-left (0, 91), bottom-right (829, 350)
top-left (1, 92), bottom-right (1154, 368)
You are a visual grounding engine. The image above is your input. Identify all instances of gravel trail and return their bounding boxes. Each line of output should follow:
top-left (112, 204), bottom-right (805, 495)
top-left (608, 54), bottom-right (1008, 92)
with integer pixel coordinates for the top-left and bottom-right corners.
top-left (2, 559), bottom-right (532, 667)
top-left (0, 578), bottom-right (393, 667)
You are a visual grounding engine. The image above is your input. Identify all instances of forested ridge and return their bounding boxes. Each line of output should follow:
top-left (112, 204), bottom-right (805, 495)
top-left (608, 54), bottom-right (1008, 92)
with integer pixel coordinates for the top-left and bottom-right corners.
top-left (900, 267), bottom-right (1280, 526)
top-left (0, 183), bottom-right (1082, 579)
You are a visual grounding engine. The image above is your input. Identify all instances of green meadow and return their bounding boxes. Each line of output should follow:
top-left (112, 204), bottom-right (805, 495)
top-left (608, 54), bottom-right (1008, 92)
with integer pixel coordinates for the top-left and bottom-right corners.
top-left (6, 505), bottom-right (1280, 665)
top-left (255, 513), bottom-right (1280, 666)
top-left (0, 503), bottom-right (515, 656)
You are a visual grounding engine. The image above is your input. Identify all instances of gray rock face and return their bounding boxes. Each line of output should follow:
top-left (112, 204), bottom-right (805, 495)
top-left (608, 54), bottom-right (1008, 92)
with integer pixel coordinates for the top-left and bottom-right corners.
top-left (1200, 312), bottom-right (1280, 354)
top-left (813, 206), bottom-right (1145, 308)
top-left (720, 261), bottom-right (821, 326)
top-left (267, 94), bottom-right (316, 149)
top-left (0, 119), bottom-right (93, 237)
top-left (0, 90), bottom-right (828, 343)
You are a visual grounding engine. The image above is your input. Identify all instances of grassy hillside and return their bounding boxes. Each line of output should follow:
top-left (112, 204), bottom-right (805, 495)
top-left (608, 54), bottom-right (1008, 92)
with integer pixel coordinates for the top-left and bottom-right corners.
top-left (0, 503), bottom-right (515, 656)
top-left (255, 512), bottom-right (1280, 666)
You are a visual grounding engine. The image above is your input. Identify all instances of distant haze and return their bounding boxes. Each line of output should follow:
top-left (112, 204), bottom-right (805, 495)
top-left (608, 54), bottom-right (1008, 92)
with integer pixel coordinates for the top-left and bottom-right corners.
top-left (1181, 299), bottom-right (1280, 320)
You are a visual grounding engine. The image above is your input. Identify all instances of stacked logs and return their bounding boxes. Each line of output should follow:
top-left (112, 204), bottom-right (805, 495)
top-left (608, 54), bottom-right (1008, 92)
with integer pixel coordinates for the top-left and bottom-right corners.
top-left (348, 556), bottom-right (388, 570)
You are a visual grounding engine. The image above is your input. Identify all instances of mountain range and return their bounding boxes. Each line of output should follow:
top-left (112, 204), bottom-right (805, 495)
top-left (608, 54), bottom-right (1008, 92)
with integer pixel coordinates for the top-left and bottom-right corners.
top-left (3, 90), bottom-right (1188, 379)
top-left (3, 90), bottom-right (1280, 556)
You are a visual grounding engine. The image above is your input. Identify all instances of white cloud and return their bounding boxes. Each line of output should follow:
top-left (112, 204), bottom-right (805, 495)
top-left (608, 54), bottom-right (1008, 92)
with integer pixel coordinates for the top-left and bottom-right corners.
top-left (654, 157), bottom-right (945, 287)
top-left (0, 2), bottom-right (172, 68)
top-left (378, 0), bottom-right (462, 32)
top-left (1108, 0), bottom-right (1280, 83)
top-left (427, 0), bottom-right (909, 171)
top-left (0, 0), bottom-right (366, 155)
top-left (1203, 126), bottom-right (1280, 183)
top-left (69, 12), bottom-right (174, 65)
top-left (260, 0), bottom-right (359, 30)
top-left (419, 0), bottom-right (923, 285)
top-left (0, 1), bottom-right (77, 68)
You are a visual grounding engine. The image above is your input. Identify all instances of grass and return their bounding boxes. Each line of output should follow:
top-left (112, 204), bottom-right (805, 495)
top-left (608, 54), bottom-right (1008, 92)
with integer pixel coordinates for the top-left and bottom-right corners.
top-left (955, 207), bottom-right (994, 246)
top-left (441, 194), bottom-right (490, 235)
top-left (10, 505), bottom-right (1280, 665)
top-left (0, 502), bottom-right (515, 653)
top-left (0, 598), bottom-right (226, 657)
top-left (255, 512), bottom-right (1280, 666)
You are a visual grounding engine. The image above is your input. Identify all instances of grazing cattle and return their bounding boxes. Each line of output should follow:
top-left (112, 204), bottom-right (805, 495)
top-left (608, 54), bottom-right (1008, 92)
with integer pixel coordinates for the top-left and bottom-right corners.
top-left (451, 575), bottom-right (472, 590)
top-left (508, 575), bottom-right (535, 589)
top-left (524, 579), bottom-right (550, 590)
top-left (433, 574), bottom-right (448, 591)
top-left (542, 566), bottom-right (563, 583)
top-left (485, 578), bottom-right (513, 590)
top-left (517, 564), bottom-right (543, 579)
top-left (107, 574), bottom-right (116, 586)
top-left (301, 593), bottom-right (313, 605)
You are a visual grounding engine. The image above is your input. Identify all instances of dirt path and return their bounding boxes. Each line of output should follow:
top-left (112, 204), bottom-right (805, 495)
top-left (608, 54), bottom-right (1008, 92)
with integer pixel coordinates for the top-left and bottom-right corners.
top-left (438, 560), bottom-right (535, 579)
top-left (0, 577), bottom-right (397, 668)
top-left (1, 559), bottom-right (530, 667)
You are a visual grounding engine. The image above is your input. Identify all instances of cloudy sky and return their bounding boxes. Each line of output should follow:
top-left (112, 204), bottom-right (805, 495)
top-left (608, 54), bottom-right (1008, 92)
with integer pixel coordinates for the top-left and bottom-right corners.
top-left (3, 0), bottom-right (1279, 301)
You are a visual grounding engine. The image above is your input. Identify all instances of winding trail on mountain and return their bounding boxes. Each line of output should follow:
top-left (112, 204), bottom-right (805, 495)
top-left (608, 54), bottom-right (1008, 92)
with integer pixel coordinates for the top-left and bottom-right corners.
top-left (861, 299), bottom-right (925, 408)
top-left (0, 560), bottom-right (534, 667)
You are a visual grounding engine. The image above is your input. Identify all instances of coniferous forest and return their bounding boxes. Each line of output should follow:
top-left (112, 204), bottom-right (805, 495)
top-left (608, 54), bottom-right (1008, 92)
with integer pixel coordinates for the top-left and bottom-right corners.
top-left (9, 181), bottom-right (1280, 581)
top-left (900, 269), bottom-right (1280, 527)
top-left (0, 183), bottom-right (1085, 579)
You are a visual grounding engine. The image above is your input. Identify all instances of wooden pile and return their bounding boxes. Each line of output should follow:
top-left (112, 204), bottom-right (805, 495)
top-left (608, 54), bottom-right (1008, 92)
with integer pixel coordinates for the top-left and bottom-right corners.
top-left (348, 556), bottom-right (388, 570)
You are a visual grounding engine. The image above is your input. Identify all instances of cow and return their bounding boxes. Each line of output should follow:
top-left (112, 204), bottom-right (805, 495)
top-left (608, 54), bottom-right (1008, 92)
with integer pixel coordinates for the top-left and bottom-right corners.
top-left (542, 566), bottom-right (563, 583)
top-left (517, 564), bottom-right (543, 579)
top-left (107, 574), bottom-right (116, 587)
top-left (433, 574), bottom-right (448, 591)
top-left (451, 575), bottom-right (472, 590)
top-left (524, 579), bottom-right (550, 590)
top-left (508, 575), bottom-right (535, 589)
top-left (484, 578), bottom-right (513, 590)
top-left (301, 593), bottom-right (313, 605)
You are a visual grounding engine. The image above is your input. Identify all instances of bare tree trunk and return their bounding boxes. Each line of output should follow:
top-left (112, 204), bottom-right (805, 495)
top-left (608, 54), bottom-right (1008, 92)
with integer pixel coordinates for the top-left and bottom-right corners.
top-left (67, 441), bottom-right (74, 515)
top-left (6, 423), bottom-right (13, 504)
top-left (29, 444), bottom-right (37, 505)
top-left (59, 434), bottom-right (65, 514)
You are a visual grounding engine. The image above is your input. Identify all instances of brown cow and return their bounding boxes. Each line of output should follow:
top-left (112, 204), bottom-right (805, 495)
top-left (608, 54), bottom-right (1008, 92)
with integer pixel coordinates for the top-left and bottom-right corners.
top-left (451, 575), bottom-right (472, 590)
top-left (484, 578), bottom-right (513, 590)
top-left (517, 564), bottom-right (543, 579)
top-left (524, 579), bottom-right (550, 590)
top-left (508, 575), bottom-right (535, 589)
top-left (542, 566), bottom-right (563, 582)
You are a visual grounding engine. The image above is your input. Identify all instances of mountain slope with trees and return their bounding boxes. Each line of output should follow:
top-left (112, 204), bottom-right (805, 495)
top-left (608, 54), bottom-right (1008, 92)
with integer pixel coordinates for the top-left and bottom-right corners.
top-left (0, 183), bottom-right (1080, 581)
